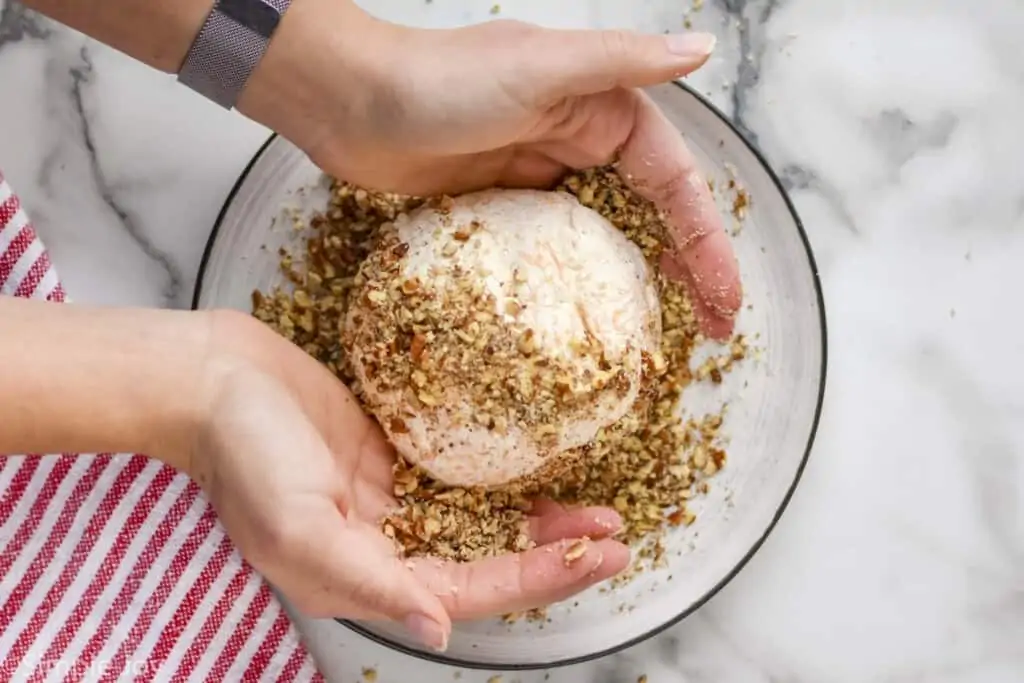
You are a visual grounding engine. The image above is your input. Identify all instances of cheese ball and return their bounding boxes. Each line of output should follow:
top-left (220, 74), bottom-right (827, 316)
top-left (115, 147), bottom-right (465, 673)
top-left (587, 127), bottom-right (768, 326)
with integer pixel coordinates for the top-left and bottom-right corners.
top-left (343, 189), bottom-right (661, 488)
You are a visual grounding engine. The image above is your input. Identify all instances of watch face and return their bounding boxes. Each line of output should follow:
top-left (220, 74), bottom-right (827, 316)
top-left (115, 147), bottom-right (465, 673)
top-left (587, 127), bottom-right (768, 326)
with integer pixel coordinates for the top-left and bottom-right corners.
top-left (217, 0), bottom-right (282, 38)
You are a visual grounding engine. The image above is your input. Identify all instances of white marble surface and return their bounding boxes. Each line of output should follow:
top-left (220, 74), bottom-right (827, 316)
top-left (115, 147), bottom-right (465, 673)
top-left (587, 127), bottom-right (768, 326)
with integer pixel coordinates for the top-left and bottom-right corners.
top-left (2, 0), bottom-right (1024, 681)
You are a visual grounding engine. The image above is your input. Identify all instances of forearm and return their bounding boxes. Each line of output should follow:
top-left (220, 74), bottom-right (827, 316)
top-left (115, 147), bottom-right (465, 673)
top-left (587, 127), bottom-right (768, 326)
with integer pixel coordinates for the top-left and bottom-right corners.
top-left (18, 0), bottom-right (387, 156)
top-left (18, 0), bottom-right (212, 73)
top-left (0, 297), bottom-right (212, 470)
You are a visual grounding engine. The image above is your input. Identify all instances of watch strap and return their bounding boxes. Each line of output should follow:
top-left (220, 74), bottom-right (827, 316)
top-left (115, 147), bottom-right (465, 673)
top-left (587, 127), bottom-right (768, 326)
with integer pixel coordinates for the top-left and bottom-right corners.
top-left (178, 0), bottom-right (292, 109)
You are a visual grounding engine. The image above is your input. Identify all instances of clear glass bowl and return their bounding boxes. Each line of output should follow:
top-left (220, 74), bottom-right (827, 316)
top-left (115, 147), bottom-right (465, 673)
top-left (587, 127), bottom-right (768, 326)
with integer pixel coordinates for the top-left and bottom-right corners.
top-left (192, 81), bottom-right (827, 670)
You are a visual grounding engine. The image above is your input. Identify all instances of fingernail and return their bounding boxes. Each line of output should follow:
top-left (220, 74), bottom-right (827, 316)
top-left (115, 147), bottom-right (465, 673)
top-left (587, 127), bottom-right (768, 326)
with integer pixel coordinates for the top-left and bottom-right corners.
top-left (588, 552), bottom-right (606, 575)
top-left (404, 613), bottom-right (449, 652)
top-left (666, 32), bottom-right (717, 58)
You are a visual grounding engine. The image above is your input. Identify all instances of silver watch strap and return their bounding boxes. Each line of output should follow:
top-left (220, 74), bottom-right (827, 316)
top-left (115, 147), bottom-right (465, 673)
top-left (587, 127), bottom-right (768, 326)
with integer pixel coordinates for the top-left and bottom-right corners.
top-left (178, 0), bottom-right (292, 109)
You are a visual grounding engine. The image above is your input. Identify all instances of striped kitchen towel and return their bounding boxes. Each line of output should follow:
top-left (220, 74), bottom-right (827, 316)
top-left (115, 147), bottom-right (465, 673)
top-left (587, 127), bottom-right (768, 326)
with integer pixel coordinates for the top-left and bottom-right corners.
top-left (0, 170), bottom-right (325, 682)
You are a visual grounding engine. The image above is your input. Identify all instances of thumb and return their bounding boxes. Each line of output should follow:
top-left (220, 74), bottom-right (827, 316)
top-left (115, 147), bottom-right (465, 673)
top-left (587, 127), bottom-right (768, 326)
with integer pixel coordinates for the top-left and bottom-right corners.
top-left (334, 520), bottom-right (453, 651)
top-left (527, 28), bottom-right (717, 101)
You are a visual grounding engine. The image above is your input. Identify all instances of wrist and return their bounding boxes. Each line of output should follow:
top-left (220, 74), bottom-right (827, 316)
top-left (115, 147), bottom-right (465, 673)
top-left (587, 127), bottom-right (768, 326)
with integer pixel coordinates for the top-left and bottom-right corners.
top-left (186, 309), bottom-right (315, 490)
top-left (234, 0), bottom-right (400, 158)
top-left (0, 299), bottom-right (216, 471)
top-left (139, 308), bottom-right (293, 486)
top-left (120, 309), bottom-right (218, 472)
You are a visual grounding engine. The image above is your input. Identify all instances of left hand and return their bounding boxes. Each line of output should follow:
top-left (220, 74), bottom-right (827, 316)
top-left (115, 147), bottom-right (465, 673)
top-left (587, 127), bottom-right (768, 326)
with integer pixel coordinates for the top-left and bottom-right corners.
top-left (240, 0), bottom-right (742, 339)
top-left (189, 311), bottom-right (629, 649)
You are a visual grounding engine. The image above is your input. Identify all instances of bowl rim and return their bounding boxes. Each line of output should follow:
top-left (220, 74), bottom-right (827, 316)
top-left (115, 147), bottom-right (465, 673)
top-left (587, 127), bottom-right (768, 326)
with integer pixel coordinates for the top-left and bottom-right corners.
top-left (191, 79), bottom-right (828, 672)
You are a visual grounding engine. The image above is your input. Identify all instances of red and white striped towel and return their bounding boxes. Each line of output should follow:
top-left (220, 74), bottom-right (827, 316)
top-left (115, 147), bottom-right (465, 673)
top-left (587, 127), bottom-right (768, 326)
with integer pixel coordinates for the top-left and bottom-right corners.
top-left (0, 170), bottom-right (325, 682)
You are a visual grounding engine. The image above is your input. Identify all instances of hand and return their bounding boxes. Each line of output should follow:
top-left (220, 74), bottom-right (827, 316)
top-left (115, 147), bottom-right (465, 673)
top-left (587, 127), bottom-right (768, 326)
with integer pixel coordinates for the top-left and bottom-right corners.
top-left (189, 311), bottom-right (630, 650)
top-left (241, 2), bottom-right (742, 339)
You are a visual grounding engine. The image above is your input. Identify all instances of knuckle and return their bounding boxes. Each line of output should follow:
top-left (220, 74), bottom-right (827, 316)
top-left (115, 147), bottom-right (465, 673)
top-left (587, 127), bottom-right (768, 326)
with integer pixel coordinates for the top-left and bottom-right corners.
top-left (599, 29), bottom-right (636, 62)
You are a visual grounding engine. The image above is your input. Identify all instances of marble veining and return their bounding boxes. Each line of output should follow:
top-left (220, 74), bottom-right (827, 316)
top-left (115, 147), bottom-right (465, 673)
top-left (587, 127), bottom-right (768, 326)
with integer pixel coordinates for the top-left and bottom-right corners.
top-left (713, 0), bottom-right (782, 145)
top-left (0, 1), bottom-right (49, 53)
top-left (65, 45), bottom-right (186, 304)
top-left (1, 0), bottom-right (1023, 681)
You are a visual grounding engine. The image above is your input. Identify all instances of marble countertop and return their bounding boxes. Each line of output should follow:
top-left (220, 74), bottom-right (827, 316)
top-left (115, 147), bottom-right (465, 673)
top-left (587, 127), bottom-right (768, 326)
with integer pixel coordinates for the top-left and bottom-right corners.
top-left (2, 0), bottom-right (1023, 681)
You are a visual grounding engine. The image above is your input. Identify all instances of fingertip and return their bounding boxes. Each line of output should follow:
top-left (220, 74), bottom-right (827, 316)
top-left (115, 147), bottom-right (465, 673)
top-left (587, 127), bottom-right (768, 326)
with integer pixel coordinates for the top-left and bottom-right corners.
top-left (556, 537), bottom-right (627, 579)
top-left (592, 538), bottom-right (632, 577)
top-left (666, 32), bottom-right (717, 58)
top-left (705, 316), bottom-right (737, 342)
top-left (698, 252), bottom-right (743, 321)
top-left (527, 537), bottom-right (631, 607)
top-left (404, 612), bottom-right (451, 652)
top-left (401, 577), bottom-right (453, 651)
top-left (557, 538), bottom-right (607, 577)
top-left (527, 504), bottom-right (625, 544)
top-left (592, 507), bottom-right (624, 536)
top-left (556, 537), bottom-right (631, 586)
top-left (660, 248), bottom-right (741, 341)
top-left (689, 278), bottom-right (739, 341)
top-left (664, 32), bottom-right (717, 71)
top-left (695, 293), bottom-right (739, 341)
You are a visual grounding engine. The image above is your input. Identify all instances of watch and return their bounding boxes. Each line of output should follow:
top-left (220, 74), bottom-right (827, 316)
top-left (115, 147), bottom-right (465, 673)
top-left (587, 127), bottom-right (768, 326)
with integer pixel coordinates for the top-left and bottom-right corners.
top-left (177, 0), bottom-right (292, 109)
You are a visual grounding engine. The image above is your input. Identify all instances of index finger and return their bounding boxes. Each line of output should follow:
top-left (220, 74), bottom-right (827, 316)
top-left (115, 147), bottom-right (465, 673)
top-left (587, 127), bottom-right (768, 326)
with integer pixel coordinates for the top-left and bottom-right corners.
top-left (618, 91), bottom-right (742, 339)
top-left (410, 538), bottom-right (630, 621)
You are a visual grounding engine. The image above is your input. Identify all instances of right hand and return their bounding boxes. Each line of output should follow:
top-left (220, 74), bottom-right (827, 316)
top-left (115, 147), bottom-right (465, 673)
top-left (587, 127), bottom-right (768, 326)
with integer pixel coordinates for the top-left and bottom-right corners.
top-left (239, 0), bottom-right (742, 339)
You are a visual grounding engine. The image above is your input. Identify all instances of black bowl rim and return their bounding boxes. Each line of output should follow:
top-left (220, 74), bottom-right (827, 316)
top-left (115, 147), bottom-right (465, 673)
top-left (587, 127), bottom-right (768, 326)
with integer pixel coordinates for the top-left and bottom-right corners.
top-left (191, 79), bottom-right (828, 672)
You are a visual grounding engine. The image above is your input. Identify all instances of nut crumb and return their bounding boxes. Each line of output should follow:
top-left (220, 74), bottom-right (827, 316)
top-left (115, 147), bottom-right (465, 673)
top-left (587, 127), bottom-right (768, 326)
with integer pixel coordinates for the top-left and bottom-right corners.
top-left (361, 667), bottom-right (377, 682)
top-left (563, 540), bottom-right (589, 565)
top-left (251, 164), bottom-right (749, 594)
